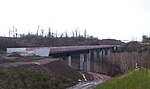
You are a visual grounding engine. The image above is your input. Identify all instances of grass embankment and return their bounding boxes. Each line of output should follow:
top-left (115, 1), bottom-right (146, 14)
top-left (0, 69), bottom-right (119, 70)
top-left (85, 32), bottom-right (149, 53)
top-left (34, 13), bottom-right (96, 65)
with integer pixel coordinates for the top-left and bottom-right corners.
top-left (95, 69), bottom-right (150, 89)
top-left (0, 68), bottom-right (73, 89)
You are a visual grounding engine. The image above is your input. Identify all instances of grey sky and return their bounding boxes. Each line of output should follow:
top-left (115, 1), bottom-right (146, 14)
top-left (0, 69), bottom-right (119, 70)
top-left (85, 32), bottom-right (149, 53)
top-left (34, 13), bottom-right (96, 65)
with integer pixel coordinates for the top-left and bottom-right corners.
top-left (0, 0), bottom-right (150, 41)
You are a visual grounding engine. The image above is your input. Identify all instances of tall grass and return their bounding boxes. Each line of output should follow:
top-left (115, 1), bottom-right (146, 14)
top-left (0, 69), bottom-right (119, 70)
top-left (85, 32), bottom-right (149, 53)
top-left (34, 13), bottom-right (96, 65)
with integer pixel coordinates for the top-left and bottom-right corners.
top-left (94, 69), bottom-right (150, 89)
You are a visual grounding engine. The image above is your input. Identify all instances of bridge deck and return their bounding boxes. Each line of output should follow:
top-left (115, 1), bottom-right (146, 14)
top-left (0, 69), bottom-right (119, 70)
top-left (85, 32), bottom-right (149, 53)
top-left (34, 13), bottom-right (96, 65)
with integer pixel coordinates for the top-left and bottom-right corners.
top-left (7, 45), bottom-right (118, 56)
top-left (49, 45), bottom-right (116, 54)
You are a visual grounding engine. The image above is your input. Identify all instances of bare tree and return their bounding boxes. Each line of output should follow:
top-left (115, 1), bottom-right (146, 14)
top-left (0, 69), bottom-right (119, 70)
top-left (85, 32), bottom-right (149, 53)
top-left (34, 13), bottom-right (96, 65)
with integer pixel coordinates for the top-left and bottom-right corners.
top-left (52, 32), bottom-right (54, 38)
top-left (28, 31), bottom-right (31, 35)
top-left (84, 29), bottom-right (87, 38)
top-left (9, 28), bottom-right (11, 37)
top-left (36, 25), bottom-right (40, 36)
top-left (75, 28), bottom-right (78, 38)
top-left (72, 30), bottom-right (75, 37)
top-left (47, 27), bottom-right (51, 37)
top-left (11, 26), bottom-right (18, 37)
top-left (60, 33), bottom-right (64, 38)
top-left (65, 31), bottom-right (68, 38)
top-left (41, 29), bottom-right (44, 37)
top-left (78, 30), bottom-right (80, 37)
top-left (15, 28), bottom-right (17, 37)
top-left (56, 30), bottom-right (58, 38)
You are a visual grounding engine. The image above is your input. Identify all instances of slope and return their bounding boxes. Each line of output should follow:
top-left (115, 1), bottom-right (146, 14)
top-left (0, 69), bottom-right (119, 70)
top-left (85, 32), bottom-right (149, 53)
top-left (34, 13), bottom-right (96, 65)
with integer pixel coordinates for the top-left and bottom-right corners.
top-left (94, 69), bottom-right (150, 89)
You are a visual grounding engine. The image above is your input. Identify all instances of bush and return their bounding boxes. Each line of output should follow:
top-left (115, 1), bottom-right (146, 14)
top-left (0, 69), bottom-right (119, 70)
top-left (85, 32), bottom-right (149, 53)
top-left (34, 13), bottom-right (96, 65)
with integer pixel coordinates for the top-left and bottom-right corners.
top-left (0, 68), bottom-right (73, 89)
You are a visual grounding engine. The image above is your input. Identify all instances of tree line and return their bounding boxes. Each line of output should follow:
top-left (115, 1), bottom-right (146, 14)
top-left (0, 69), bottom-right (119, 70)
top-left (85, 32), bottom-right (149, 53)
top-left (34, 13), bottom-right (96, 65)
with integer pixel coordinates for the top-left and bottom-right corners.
top-left (8, 25), bottom-right (91, 39)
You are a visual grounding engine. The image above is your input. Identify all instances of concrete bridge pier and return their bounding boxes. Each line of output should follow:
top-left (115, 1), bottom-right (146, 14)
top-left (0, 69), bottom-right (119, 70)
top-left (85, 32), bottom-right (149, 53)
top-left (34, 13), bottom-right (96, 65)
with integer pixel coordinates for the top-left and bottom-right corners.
top-left (107, 49), bottom-right (111, 56)
top-left (67, 56), bottom-right (72, 67)
top-left (105, 49), bottom-right (111, 57)
top-left (99, 50), bottom-right (103, 60)
top-left (94, 50), bottom-right (98, 59)
top-left (79, 52), bottom-right (91, 71)
top-left (86, 52), bottom-right (91, 71)
top-left (66, 52), bottom-right (91, 71)
top-left (80, 54), bottom-right (84, 71)
top-left (93, 50), bottom-right (98, 72)
top-left (98, 49), bottom-right (106, 60)
top-left (65, 48), bottom-right (112, 72)
top-left (102, 49), bottom-right (106, 60)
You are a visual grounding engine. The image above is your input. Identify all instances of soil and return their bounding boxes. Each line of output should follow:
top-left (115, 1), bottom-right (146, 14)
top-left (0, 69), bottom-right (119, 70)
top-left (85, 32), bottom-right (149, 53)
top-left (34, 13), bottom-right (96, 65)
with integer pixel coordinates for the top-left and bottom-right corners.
top-left (0, 55), bottom-right (112, 89)
top-left (0, 56), bottom-right (83, 83)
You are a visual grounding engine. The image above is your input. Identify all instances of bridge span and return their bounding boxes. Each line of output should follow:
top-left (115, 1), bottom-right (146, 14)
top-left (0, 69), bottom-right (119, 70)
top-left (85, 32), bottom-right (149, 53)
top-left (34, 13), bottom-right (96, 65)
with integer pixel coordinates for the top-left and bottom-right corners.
top-left (7, 45), bottom-right (119, 73)
top-left (49, 45), bottom-right (116, 54)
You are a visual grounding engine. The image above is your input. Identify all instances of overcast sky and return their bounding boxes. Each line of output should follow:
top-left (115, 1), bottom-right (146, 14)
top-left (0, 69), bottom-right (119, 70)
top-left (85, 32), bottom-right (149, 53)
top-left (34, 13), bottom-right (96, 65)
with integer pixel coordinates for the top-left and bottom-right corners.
top-left (0, 0), bottom-right (150, 41)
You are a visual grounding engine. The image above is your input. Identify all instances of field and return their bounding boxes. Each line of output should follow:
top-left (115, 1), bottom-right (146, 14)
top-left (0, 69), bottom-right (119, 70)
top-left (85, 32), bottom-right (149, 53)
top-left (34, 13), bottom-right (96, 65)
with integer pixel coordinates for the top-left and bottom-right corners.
top-left (94, 69), bottom-right (150, 89)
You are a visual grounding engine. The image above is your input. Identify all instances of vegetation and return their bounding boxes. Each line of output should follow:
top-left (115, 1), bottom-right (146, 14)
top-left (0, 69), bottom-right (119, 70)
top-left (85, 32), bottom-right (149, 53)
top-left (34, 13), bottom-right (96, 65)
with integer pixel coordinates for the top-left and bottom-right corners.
top-left (142, 35), bottom-right (150, 43)
top-left (108, 51), bottom-right (150, 73)
top-left (0, 35), bottom-right (124, 50)
top-left (107, 40), bottom-right (150, 74)
top-left (94, 69), bottom-right (150, 89)
top-left (121, 41), bottom-right (150, 52)
top-left (0, 26), bottom-right (125, 50)
top-left (0, 67), bottom-right (73, 89)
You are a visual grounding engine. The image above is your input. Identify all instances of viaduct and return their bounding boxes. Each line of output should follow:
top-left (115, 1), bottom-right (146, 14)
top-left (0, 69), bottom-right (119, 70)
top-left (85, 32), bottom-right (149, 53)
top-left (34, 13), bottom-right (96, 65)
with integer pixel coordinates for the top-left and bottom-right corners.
top-left (7, 45), bottom-right (120, 75)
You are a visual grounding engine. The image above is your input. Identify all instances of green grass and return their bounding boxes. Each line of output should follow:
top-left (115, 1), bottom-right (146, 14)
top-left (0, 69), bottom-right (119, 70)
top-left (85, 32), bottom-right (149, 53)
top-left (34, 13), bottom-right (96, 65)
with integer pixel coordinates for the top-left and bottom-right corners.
top-left (94, 69), bottom-right (150, 89)
top-left (0, 68), bottom-right (74, 89)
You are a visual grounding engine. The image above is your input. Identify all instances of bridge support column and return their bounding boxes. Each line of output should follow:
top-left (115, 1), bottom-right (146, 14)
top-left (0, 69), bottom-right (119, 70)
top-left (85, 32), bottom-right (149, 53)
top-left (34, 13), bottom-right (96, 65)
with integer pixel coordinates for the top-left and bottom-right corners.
top-left (107, 49), bottom-right (111, 56)
top-left (67, 56), bottom-right (72, 67)
top-left (99, 49), bottom-right (103, 59)
top-left (102, 49), bottom-right (106, 60)
top-left (94, 50), bottom-right (97, 59)
top-left (80, 54), bottom-right (84, 70)
top-left (93, 50), bottom-right (98, 72)
top-left (86, 52), bottom-right (91, 71)
top-left (99, 50), bottom-right (102, 60)
top-left (103, 49), bottom-right (108, 59)
top-left (99, 49), bottom-right (107, 60)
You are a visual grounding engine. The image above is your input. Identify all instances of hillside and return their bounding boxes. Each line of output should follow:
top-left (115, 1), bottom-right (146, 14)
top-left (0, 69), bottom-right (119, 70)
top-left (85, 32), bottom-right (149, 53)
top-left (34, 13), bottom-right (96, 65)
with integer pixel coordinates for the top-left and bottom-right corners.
top-left (0, 36), bottom-right (100, 50)
top-left (100, 39), bottom-right (125, 45)
top-left (0, 36), bottom-right (124, 50)
top-left (94, 69), bottom-right (150, 89)
top-left (0, 68), bottom-right (73, 89)
top-left (0, 57), bottom-right (83, 89)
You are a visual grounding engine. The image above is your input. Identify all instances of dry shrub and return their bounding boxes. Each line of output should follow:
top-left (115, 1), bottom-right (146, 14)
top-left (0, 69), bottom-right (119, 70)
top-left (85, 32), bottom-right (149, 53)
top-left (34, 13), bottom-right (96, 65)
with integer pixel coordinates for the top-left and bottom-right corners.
top-left (107, 51), bottom-right (150, 72)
